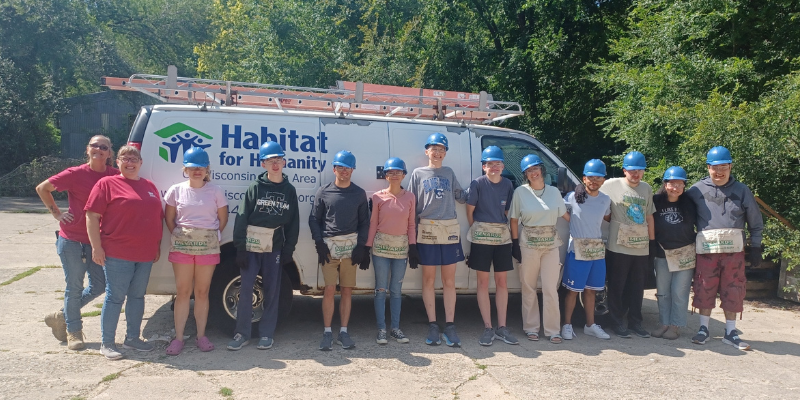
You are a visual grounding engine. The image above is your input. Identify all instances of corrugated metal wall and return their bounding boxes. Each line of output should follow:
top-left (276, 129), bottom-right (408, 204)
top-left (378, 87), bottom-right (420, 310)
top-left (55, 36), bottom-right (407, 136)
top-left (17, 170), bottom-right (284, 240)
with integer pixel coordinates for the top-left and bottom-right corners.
top-left (59, 91), bottom-right (157, 158)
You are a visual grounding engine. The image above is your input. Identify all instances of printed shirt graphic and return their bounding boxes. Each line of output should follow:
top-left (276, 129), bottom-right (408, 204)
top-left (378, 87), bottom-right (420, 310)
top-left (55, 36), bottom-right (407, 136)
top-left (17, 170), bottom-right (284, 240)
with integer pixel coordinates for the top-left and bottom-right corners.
top-left (600, 177), bottom-right (655, 256)
top-left (409, 166), bottom-right (467, 221)
top-left (257, 192), bottom-right (291, 215)
top-left (652, 193), bottom-right (696, 257)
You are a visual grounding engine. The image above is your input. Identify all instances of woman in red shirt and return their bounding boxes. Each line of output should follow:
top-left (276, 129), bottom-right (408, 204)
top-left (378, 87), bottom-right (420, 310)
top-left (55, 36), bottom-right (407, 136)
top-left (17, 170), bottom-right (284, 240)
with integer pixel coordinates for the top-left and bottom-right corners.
top-left (85, 146), bottom-right (164, 360)
top-left (36, 135), bottom-right (118, 350)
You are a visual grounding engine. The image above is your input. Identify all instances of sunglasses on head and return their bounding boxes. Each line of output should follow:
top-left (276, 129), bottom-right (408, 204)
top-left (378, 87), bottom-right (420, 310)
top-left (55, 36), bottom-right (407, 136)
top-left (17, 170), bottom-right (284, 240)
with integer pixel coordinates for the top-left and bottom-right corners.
top-left (89, 143), bottom-right (110, 151)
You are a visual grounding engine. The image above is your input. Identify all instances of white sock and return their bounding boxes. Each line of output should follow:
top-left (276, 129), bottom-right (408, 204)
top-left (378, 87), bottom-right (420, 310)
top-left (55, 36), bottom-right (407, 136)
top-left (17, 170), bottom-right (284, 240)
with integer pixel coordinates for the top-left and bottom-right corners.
top-left (324, 327), bottom-right (332, 333)
top-left (340, 327), bottom-right (348, 333)
top-left (699, 315), bottom-right (710, 328)
top-left (726, 320), bottom-right (736, 335)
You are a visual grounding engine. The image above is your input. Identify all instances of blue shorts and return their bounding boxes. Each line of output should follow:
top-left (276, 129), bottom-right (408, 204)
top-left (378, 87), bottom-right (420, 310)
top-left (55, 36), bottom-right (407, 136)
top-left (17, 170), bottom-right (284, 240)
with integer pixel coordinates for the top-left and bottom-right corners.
top-left (561, 251), bottom-right (606, 292)
top-left (418, 242), bottom-right (465, 266)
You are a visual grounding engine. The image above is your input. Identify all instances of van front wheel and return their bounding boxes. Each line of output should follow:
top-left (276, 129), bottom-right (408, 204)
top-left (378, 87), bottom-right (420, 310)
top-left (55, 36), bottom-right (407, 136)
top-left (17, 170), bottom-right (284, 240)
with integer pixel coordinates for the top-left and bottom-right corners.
top-left (209, 261), bottom-right (294, 336)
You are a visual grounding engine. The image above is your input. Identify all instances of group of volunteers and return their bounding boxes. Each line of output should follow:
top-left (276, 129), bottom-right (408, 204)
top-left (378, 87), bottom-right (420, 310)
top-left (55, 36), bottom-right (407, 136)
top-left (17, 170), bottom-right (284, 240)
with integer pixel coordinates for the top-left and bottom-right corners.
top-left (37, 132), bottom-right (762, 360)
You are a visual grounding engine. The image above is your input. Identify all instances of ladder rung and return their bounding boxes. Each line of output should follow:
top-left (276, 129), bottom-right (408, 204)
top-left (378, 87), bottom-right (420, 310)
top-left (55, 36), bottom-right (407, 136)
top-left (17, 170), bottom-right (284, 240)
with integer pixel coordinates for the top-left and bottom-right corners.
top-left (101, 71), bottom-right (523, 124)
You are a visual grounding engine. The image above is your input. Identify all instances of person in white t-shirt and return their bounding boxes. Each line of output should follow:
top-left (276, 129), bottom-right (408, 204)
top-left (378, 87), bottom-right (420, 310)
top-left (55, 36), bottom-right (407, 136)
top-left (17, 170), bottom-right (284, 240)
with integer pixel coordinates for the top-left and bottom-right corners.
top-left (163, 147), bottom-right (228, 355)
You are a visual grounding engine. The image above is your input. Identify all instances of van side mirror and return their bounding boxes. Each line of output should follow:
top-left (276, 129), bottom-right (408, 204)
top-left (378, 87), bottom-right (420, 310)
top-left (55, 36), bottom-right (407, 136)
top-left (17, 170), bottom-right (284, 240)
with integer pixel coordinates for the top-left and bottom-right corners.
top-left (557, 167), bottom-right (576, 194)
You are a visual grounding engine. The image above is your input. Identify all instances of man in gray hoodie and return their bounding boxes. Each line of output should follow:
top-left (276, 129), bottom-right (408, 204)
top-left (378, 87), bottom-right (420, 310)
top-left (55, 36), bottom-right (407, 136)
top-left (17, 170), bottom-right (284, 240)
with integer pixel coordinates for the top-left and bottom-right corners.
top-left (685, 146), bottom-right (763, 351)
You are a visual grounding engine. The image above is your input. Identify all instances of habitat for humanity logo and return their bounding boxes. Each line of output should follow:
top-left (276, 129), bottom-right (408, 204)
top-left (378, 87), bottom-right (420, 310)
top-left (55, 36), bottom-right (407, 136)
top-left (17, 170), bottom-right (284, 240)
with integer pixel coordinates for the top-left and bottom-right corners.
top-left (154, 123), bottom-right (213, 163)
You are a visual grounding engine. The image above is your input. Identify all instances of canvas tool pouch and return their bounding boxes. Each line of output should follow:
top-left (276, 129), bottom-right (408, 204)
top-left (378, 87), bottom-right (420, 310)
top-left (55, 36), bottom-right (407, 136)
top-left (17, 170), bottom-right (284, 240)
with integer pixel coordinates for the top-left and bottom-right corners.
top-left (468, 222), bottom-right (511, 245)
top-left (417, 219), bottom-right (460, 245)
top-left (245, 225), bottom-right (277, 253)
top-left (170, 227), bottom-right (220, 255)
top-left (695, 228), bottom-right (744, 254)
top-left (522, 225), bottom-right (561, 250)
top-left (372, 232), bottom-right (409, 259)
top-left (324, 233), bottom-right (359, 260)
top-left (662, 243), bottom-right (696, 272)
top-left (616, 223), bottom-right (649, 249)
top-left (573, 238), bottom-right (605, 261)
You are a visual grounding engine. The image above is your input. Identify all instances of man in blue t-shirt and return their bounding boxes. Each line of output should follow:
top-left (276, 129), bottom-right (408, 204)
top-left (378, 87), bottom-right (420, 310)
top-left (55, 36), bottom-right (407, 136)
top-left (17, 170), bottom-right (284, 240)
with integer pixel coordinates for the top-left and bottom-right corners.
top-left (561, 159), bottom-right (612, 341)
top-left (466, 146), bottom-right (518, 346)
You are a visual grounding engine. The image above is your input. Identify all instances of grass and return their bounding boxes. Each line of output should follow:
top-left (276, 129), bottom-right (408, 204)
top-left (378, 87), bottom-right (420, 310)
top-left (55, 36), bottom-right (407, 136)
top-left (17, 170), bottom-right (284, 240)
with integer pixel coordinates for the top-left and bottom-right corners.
top-left (70, 397), bottom-right (86, 400)
top-left (24, 291), bottom-right (36, 294)
top-left (219, 387), bottom-right (233, 397)
top-left (94, 303), bottom-right (103, 308)
top-left (6, 209), bottom-right (50, 214)
top-left (56, 296), bottom-right (64, 300)
top-left (468, 374), bottom-right (477, 380)
top-left (476, 363), bottom-right (487, 370)
top-left (101, 372), bottom-right (120, 382)
top-left (0, 265), bottom-right (59, 286)
top-left (81, 310), bottom-right (101, 317)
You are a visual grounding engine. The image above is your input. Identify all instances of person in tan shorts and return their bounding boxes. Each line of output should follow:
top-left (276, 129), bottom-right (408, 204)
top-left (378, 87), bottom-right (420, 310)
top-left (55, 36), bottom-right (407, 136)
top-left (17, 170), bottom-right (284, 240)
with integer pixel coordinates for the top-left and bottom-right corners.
top-left (309, 150), bottom-right (370, 350)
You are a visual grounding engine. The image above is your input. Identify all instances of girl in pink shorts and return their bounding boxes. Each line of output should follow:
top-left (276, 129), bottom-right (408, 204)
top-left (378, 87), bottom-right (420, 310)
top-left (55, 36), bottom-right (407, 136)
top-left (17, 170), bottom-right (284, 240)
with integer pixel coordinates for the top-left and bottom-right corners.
top-left (164, 147), bottom-right (228, 355)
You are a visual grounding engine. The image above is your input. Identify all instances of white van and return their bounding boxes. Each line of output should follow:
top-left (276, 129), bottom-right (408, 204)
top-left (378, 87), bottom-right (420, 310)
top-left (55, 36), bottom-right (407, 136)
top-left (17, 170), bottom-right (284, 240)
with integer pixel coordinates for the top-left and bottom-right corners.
top-left (114, 72), bottom-right (579, 332)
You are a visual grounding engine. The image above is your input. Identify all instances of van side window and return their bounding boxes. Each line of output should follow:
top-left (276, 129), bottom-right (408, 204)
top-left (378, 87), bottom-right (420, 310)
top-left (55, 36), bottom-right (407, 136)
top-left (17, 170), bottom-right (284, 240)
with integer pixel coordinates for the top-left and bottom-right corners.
top-left (481, 136), bottom-right (559, 189)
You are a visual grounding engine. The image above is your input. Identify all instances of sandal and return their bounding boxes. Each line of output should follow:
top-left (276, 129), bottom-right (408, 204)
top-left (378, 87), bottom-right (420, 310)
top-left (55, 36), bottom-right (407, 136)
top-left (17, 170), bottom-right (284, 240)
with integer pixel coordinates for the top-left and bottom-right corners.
top-left (196, 336), bottom-right (215, 352)
top-left (549, 334), bottom-right (563, 344)
top-left (526, 332), bottom-right (540, 341)
top-left (165, 339), bottom-right (184, 356)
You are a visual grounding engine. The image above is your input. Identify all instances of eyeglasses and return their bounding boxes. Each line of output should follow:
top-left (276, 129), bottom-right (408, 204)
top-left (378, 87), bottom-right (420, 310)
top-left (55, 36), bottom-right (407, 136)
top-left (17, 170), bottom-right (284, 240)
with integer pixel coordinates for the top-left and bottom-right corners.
top-left (665, 181), bottom-right (685, 187)
top-left (89, 143), bottom-right (109, 151)
top-left (118, 157), bottom-right (140, 163)
top-left (334, 166), bottom-right (353, 172)
top-left (709, 164), bottom-right (731, 171)
top-left (585, 176), bottom-right (605, 181)
top-left (262, 158), bottom-right (284, 165)
top-left (385, 170), bottom-right (404, 176)
top-left (427, 147), bottom-right (446, 154)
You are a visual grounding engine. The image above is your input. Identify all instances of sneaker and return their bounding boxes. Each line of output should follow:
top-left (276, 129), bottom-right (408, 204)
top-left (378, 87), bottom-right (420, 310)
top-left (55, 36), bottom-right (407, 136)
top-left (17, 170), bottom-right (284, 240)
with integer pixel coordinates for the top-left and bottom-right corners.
top-left (691, 325), bottom-right (709, 345)
top-left (561, 324), bottom-right (575, 340)
top-left (44, 310), bottom-right (68, 342)
top-left (629, 323), bottom-right (650, 338)
top-left (195, 336), bottom-right (214, 352)
top-left (651, 325), bottom-right (669, 338)
top-left (479, 328), bottom-right (495, 346)
top-left (722, 330), bottom-right (751, 350)
top-left (257, 337), bottom-right (274, 350)
top-left (337, 331), bottom-right (356, 349)
top-left (100, 343), bottom-right (123, 360)
top-left (612, 325), bottom-right (632, 338)
top-left (376, 330), bottom-right (388, 345)
top-left (66, 330), bottom-right (85, 350)
top-left (391, 328), bottom-right (410, 343)
top-left (319, 332), bottom-right (333, 351)
top-left (584, 324), bottom-right (611, 340)
top-left (442, 324), bottom-right (461, 347)
top-left (227, 333), bottom-right (250, 351)
top-left (123, 337), bottom-right (154, 352)
top-left (494, 326), bottom-right (519, 345)
top-left (426, 323), bottom-right (442, 346)
top-left (165, 339), bottom-right (184, 356)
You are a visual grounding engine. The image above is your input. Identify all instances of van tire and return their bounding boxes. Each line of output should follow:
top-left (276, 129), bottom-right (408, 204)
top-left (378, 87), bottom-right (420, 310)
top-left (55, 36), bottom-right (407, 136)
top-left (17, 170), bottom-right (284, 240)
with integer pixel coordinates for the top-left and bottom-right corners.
top-left (208, 259), bottom-right (294, 336)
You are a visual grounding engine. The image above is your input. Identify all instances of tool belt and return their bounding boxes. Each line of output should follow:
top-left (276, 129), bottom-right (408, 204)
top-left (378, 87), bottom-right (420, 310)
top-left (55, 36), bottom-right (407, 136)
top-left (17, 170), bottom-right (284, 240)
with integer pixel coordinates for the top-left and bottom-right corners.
top-left (170, 227), bottom-right (221, 255)
top-left (522, 225), bottom-right (561, 250)
top-left (245, 225), bottom-right (278, 253)
top-left (616, 223), bottom-right (649, 249)
top-left (662, 243), bottom-right (696, 271)
top-left (695, 228), bottom-right (744, 254)
top-left (372, 232), bottom-right (409, 259)
top-left (324, 233), bottom-right (359, 260)
top-left (417, 219), bottom-right (460, 245)
top-left (468, 222), bottom-right (511, 245)
top-left (573, 238), bottom-right (605, 261)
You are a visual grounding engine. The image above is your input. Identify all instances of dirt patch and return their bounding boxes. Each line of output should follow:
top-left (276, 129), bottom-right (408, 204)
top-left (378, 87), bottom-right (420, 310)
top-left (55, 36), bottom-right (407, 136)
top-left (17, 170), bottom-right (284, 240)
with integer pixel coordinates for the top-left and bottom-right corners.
top-left (745, 297), bottom-right (800, 313)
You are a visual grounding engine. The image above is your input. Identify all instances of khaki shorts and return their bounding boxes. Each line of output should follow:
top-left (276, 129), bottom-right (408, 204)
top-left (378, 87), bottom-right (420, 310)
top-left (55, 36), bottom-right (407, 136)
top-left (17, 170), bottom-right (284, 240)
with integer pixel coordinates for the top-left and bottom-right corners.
top-left (322, 258), bottom-right (357, 288)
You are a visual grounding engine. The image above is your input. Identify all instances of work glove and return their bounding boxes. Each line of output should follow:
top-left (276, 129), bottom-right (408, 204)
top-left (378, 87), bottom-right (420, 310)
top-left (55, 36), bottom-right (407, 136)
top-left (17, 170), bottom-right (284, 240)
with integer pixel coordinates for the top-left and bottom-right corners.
top-left (280, 248), bottom-right (294, 266)
top-left (748, 246), bottom-right (763, 268)
top-left (408, 244), bottom-right (420, 269)
top-left (511, 239), bottom-right (522, 263)
top-left (315, 240), bottom-right (331, 265)
top-left (351, 244), bottom-right (368, 265)
top-left (236, 250), bottom-right (248, 270)
top-left (359, 247), bottom-right (372, 270)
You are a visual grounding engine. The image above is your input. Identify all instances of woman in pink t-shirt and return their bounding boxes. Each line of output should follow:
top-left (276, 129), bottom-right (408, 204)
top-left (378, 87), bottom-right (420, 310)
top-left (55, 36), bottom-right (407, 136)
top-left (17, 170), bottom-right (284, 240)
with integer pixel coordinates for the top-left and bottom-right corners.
top-left (36, 135), bottom-right (118, 351)
top-left (85, 146), bottom-right (164, 360)
top-left (163, 147), bottom-right (228, 355)
top-left (366, 157), bottom-right (419, 344)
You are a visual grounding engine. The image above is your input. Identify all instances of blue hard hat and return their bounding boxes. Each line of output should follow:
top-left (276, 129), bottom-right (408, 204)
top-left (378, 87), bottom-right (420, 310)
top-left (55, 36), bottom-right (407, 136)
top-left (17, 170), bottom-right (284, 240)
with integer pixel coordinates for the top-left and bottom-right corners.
top-left (425, 133), bottom-right (449, 151)
top-left (622, 151), bottom-right (647, 170)
top-left (481, 146), bottom-right (504, 163)
top-left (663, 166), bottom-right (687, 181)
top-left (183, 147), bottom-right (210, 167)
top-left (383, 157), bottom-right (407, 174)
top-left (706, 146), bottom-right (732, 165)
top-left (520, 154), bottom-right (544, 173)
top-left (333, 150), bottom-right (356, 169)
top-left (583, 159), bottom-right (607, 177)
top-left (259, 141), bottom-right (285, 160)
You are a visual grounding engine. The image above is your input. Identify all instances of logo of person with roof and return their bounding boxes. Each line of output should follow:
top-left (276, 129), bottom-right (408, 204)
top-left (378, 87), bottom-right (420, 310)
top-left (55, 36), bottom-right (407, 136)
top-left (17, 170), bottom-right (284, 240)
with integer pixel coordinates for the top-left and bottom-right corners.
top-left (154, 123), bottom-right (213, 163)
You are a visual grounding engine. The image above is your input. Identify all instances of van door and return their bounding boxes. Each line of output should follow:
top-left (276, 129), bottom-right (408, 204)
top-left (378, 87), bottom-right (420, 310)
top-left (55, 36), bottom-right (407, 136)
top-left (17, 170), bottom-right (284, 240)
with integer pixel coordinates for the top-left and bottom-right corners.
top-left (318, 118), bottom-right (390, 290)
top-left (388, 122), bottom-right (471, 293)
top-left (468, 131), bottom-right (577, 290)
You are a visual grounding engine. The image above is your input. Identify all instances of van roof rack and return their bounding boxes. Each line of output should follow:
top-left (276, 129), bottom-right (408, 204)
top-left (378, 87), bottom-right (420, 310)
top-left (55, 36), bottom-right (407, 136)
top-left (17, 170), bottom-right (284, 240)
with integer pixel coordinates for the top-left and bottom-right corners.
top-left (102, 65), bottom-right (523, 124)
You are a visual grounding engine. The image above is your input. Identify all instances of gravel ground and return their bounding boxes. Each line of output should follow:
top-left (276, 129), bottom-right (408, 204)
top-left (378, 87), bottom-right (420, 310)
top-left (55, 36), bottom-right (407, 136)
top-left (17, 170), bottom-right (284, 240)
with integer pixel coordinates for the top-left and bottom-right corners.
top-left (1, 199), bottom-right (799, 400)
